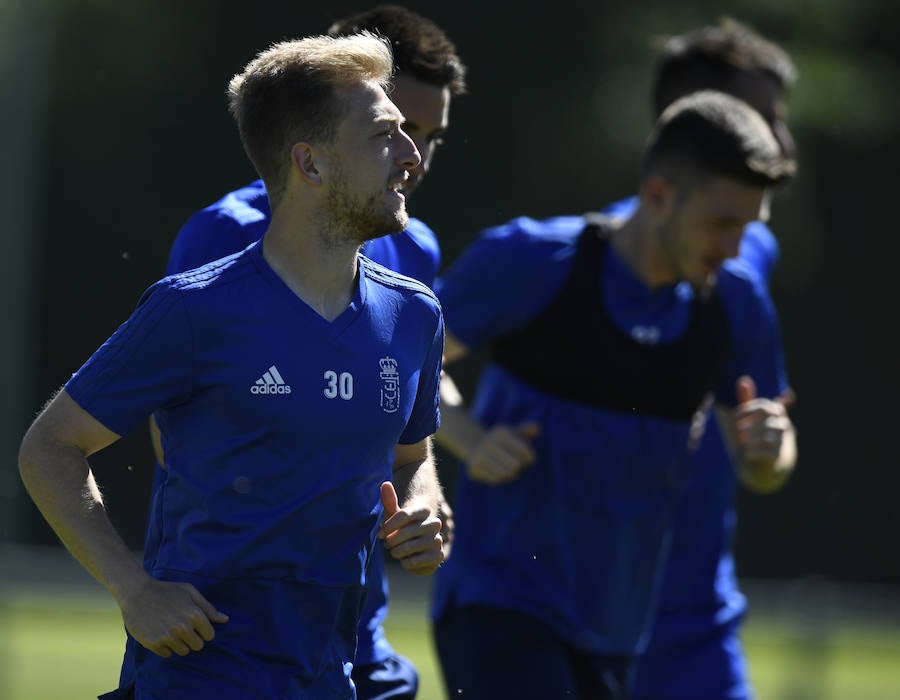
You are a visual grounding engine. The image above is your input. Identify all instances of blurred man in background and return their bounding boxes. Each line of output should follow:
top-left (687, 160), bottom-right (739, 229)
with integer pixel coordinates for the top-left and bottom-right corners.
top-left (602, 19), bottom-right (799, 699)
top-left (149, 6), bottom-right (467, 699)
top-left (19, 32), bottom-right (445, 699)
top-left (430, 90), bottom-right (797, 699)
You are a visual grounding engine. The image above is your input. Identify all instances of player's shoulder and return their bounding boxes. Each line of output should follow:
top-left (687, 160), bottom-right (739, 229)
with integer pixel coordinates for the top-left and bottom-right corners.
top-left (199, 179), bottom-right (269, 225)
top-left (739, 220), bottom-right (780, 281)
top-left (361, 255), bottom-right (441, 306)
top-left (743, 219), bottom-right (777, 246)
top-left (403, 217), bottom-right (441, 253)
top-left (127, 246), bottom-right (257, 325)
top-left (721, 254), bottom-right (767, 285)
top-left (485, 213), bottom-right (585, 242)
top-left (368, 217), bottom-right (442, 285)
top-left (168, 181), bottom-right (269, 274)
top-left (442, 214), bottom-right (586, 290)
top-left (175, 180), bottom-right (268, 243)
top-left (472, 214), bottom-right (586, 265)
top-left (164, 242), bottom-right (259, 294)
top-left (717, 257), bottom-right (772, 318)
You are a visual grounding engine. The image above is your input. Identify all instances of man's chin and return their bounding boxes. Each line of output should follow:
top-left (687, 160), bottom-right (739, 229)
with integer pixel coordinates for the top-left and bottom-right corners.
top-left (393, 208), bottom-right (410, 232)
top-left (357, 210), bottom-right (409, 243)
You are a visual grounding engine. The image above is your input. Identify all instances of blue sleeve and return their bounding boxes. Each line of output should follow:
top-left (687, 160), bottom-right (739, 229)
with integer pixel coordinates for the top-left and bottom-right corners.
top-left (167, 208), bottom-right (265, 275)
top-left (436, 217), bottom-right (576, 350)
top-left (65, 282), bottom-right (193, 437)
top-left (739, 221), bottom-right (780, 283)
top-left (715, 263), bottom-right (789, 406)
top-left (398, 297), bottom-right (444, 444)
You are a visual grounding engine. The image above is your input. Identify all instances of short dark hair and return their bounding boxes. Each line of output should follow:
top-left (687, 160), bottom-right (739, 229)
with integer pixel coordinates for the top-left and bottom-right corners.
top-left (642, 90), bottom-right (796, 190)
top-left (328, 5), bottom-right (467, 96)
top-left (652, 17), bottom-right (797, 118)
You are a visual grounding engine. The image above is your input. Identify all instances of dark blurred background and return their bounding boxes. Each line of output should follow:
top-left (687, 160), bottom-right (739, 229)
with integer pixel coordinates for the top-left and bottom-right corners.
top-left (2, 0), bottom-right (898, 587)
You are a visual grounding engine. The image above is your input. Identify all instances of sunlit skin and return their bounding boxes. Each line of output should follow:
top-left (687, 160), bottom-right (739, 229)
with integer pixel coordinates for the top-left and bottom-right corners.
top-left (264, 80), bottom-right (421, 322)
top-left (389, 74), bottom-right (451, 197)
top-left (309, 80), bottom-right (421, 245)
top-left (640, 175), bottom-right (766, 290)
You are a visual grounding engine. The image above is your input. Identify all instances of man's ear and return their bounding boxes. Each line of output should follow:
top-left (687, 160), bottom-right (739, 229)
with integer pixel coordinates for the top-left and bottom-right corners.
top-left (291, 142), bottom-right (323, 186)
top-left (640, 174), bottom-right (677, 220)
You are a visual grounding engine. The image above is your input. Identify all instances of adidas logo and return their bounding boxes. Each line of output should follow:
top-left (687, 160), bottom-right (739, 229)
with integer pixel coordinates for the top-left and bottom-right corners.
top-left (250, 365), bottom-right (292, 395)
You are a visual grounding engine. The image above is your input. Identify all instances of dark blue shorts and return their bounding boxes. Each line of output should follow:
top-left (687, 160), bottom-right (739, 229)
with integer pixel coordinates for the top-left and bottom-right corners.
top-left (98, 575), bottom-right (362, 699)
top-left (352, 654), bottom-right (419, 700)
top-left (629, 614), bottom-right (751, 700)
top-left (99, 653), bottom-right (419, 700)
top-left (433, 604), bottom-right (632, 700)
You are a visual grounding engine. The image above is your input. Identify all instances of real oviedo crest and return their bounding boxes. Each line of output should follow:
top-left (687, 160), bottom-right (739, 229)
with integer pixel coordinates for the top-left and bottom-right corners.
top-left (379, 357), bottom-right (400, 413)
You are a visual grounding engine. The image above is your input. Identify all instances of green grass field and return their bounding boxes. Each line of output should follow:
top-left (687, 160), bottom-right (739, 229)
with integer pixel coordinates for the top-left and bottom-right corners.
top-left (3, 584), bottom-right (900, 699)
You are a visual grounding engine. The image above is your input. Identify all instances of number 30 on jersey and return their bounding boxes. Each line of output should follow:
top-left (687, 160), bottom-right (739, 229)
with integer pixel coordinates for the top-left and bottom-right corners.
top-left (324, 370), bottom-right (354, 400)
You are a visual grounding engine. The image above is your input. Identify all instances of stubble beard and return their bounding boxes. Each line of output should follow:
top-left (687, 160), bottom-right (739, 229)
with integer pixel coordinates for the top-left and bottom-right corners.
top-left (656, 218), bottom-right (713, 292)
top-left (321, 166), bottom-right (408, 250)
top-left (655, 219), bottom-right (685, 283)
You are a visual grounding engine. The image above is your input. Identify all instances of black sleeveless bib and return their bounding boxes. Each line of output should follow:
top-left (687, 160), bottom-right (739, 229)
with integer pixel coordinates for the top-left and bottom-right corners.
top-left (491, 215), bottom-right (731, 421)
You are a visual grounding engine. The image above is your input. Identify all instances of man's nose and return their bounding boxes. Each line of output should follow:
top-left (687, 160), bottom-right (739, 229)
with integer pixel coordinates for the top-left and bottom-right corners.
top-left (410, 138), bottom-right (434, 175)
top-left (397, 128), bottom-right (421, 169)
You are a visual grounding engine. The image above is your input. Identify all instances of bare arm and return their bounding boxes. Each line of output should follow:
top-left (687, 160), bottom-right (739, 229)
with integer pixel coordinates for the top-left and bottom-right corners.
top-left (379, 437), bottom-right (444, 575)
top-left (19, 389), bottom-right (227, 656)
top-left (392, 438), bottom-right (441, 515)
top-left (434, 331), bottom-right (540, 484)
top-left (19, 389), bottom-right (147, 600)
top-left (715, 376), bottom-right (797, 494)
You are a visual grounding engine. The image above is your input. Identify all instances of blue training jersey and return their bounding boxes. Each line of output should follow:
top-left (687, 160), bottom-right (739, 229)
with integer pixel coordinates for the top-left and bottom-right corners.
top-left (159, 179), bottom-right (441, 666)
top-left (605, 198), bottom-right (783, 698)
top-left (72, 243), bottom-right (443, 698)
top-left (430, 213), bottom-right (788, 656)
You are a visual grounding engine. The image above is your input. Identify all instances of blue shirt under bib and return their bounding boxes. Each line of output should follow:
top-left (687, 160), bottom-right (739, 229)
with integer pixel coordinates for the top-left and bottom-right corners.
top-left (431, 213), bottom-right (787, 656)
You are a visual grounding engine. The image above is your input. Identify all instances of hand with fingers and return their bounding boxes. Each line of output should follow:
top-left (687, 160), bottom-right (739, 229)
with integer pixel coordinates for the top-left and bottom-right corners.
top-left (118, 576), bottom-right (229, 658)
top-left (379, 481), bottom-right (444, 576)
top-left (467, 421), bottom-right (541, 484)
top-left (733, 375), bottom-right (795, 493)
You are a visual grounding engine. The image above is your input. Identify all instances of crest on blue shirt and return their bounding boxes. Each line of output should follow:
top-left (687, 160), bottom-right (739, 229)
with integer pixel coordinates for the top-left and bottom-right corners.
top-left (379, 357), bottom-right (400, 413)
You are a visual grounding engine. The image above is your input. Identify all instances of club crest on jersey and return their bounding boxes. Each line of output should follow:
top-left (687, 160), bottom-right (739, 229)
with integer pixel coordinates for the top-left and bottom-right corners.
top-left (251, 364), bottom-right (292, 395)
top-left (379, 357), bottom-right (400, 413)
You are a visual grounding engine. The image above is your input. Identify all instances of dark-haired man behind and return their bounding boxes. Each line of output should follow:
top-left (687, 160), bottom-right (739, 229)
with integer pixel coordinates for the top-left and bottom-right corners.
top-left (430, 91), bottom-right (797, 699)
top-left (603, 19), bottom-right (798, 699)
top-left (149, 6), bottom-right (466, 699)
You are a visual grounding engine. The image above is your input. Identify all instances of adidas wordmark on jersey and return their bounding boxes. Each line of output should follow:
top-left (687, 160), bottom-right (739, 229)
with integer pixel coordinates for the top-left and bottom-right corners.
top-left (251, 364), bottom-right (292, 395)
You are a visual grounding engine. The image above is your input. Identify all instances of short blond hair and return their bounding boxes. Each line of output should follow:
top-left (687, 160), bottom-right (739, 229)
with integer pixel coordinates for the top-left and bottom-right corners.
top-left (227, 32), bottom-right (393, 208)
